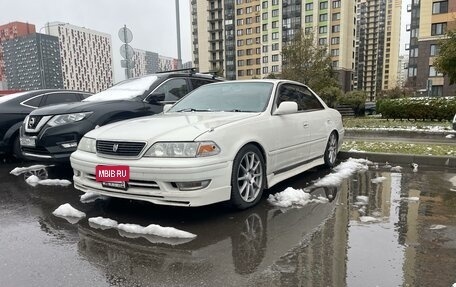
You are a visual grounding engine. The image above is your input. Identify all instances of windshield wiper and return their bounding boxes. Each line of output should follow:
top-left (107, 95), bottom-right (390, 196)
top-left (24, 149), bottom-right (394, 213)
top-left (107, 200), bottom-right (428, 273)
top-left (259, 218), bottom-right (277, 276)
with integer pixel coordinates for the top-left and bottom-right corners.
top-left (174, 108), bottom-right (212, 112)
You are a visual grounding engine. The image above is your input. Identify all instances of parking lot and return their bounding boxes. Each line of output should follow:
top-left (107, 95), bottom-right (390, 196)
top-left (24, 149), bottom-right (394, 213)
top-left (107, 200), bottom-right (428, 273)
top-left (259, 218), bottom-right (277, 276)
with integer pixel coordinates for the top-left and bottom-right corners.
top-left (1, 159), bottom-right (455, 287)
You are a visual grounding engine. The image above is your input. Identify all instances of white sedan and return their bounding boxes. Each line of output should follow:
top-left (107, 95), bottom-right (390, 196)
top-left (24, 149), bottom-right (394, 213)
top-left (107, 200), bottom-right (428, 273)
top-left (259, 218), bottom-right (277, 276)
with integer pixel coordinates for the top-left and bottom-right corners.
top-left (70, 80), bottom-right (344, 209)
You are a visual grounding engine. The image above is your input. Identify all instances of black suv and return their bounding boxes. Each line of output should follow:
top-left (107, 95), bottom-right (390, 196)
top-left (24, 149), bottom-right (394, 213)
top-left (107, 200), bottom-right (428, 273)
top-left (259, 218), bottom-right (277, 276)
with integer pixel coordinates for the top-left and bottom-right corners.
top-left (20, 70), bottom-right (222, 162)
top-left (0, 89), bottom-right (91, 158)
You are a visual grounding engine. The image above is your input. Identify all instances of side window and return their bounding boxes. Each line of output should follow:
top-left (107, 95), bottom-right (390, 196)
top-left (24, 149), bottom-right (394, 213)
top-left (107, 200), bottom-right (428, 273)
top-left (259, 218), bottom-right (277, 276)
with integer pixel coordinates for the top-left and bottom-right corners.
top-left (43, 93), bottom-right (79, 106)
top-left (190, 79), bottom-right (214, 91)
top-left (277, 84), bottom-right (304, 111)
top-left (150, 78), bottom-right (189, 102)
top-left (80, 93), bottom-right (92, 99)
top-left (295, 86), bottom-right (325, 111)
top-left (22, 95), bottom-right (44, 108)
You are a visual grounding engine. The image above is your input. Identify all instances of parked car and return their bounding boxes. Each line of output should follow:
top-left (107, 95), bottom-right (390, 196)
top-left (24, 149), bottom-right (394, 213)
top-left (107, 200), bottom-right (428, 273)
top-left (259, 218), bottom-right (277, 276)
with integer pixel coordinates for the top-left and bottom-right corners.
top-left (70, 80), bottom-right (344, 209)
top-left (20, 70), bottom-right (221, 162)
top-left (0, 89), bottom-right (91, 158)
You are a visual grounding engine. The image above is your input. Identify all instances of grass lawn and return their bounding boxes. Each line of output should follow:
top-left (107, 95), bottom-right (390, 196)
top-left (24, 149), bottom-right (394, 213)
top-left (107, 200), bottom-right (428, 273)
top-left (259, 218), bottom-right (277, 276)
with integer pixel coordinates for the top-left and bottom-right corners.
top-left (342, 141), bottom-right (456, 156)
top-left (343, 117), bottom-right (453, 130)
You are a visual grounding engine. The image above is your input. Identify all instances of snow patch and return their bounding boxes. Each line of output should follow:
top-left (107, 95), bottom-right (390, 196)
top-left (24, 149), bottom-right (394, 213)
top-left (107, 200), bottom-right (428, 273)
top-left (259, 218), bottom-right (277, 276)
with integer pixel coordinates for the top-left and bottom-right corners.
top-left (314, 158), bottom-right (371, 187)
top-left (52, 203), bottom-right (86, 223)
top-left (80, 192), bottom-right (108, 203)
top-left (390, 166), bottom-right (403, 172)
top-left (88, 217), bottom-right (118, 230)
top-left (359, 216), bottom-right (380, 223)
top-left (10, 165), bottom-right (48, 176)
top-left (404, 197), bottom-right (420, 201)
top-left (25, 175), bottom-right (40, 186)
top-left (117, 223), bottom-right (196, 239)
top-left (411, 163), bottom-right (418, 172)
top-left (371, 177), bottom-right (386, 184)
top-left (356, 195), bottom-right (369, 204)
top-left (429, 224), bottom-right (446, 230)
top-left (267, 187), bottom-right (330, 208)
top-left (25, 175), bottom-right (71, 187)
top-left (446, 134), bottom-right (455, 139)
top-left (348, 148), bottom-right (366, 153)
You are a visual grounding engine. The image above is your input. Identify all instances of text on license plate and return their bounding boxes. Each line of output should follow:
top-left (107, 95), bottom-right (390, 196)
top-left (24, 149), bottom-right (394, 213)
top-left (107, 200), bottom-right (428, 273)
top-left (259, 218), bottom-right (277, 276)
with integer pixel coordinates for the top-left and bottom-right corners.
top-left (101, 181), bottom-right (128, 190)
top-left (20, 136), bottom-right (36, 147)
top-left (96, 165), bottom-right (130, 182)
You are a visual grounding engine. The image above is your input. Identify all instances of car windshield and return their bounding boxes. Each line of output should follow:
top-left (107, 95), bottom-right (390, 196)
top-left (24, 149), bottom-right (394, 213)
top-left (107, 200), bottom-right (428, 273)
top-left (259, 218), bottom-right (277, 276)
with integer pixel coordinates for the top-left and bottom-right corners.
top-left (169, 82), bottom-right (274, 113)
top-left (83, 75), bottom-right (158, 102)
top-left (0, 91), bottom-right (30, 104)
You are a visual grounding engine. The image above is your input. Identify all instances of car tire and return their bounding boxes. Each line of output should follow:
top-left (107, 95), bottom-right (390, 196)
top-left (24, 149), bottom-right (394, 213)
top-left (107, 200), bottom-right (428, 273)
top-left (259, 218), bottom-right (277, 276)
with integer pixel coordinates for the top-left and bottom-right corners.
top-left (324, 132), bottom-right (338, 168)
top-left (12, 135), bottom-right (24, 160)
top-left (230, 144), bottom-right (266, 210)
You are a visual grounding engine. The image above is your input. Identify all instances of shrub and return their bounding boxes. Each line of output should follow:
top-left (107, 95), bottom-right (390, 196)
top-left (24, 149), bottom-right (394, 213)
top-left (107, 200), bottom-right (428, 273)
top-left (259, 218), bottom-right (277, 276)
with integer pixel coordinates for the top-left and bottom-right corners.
top-left (319, 86), bottom-right (343, 108)
top-left (338, 91), bottom-right (368, 116)
top-left (378, 97), bottom-right (456, 121)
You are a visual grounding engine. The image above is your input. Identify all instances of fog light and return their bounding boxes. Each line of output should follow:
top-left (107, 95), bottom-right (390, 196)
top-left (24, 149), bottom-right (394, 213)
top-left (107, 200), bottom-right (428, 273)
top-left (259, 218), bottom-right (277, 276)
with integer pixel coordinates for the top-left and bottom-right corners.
top-left (74, 169), bottom-right (81, 176)
top-left (174, 180), bottom-right (211, 191)
top-left (61, 142), bottom-right (78, 149)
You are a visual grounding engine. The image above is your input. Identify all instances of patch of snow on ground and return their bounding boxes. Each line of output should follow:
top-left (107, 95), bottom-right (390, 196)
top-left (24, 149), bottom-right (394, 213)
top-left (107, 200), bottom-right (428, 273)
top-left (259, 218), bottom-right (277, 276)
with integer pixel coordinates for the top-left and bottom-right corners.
top-left (314, 158), bottom-right (371, 187)
top-left (25, 175), bottom-right (71, 187)
top-left (371, 177), bottom-right (386, 184)
top-left (88, 217), bottom-right (118, 229)
top-left (404, 197), bottom-right (420, 201)
top-left (390, 166), bottom-right (403, 172)
top-left (359, 216), bottom-right (380, 223)
top-left (80, 192), bottom-right (108, 203)
top-left (117, 223), bottom-right (196, 239)
top-left (52, 204), bottom-right (86, 220)
top-left (446, 134), bottom-right (455, 139)
top-left (348, 148), bottom-right (366, 153)
top-left (356, 195), bottom-right (369, 204)
top-left (429, 224), bottom-right (446, 230)
top-left (267, 187), bottom-right (330, 208)
top-left (10, 165), bottom-right (48, 176)
top-left (347, 126), bottom-right (449, 133)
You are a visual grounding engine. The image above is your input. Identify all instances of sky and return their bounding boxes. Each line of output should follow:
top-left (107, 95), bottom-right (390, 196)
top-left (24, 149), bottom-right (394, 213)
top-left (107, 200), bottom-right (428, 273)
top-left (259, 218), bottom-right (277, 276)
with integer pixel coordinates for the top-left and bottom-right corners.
top-left (1, 0), bottom-right (192, 83)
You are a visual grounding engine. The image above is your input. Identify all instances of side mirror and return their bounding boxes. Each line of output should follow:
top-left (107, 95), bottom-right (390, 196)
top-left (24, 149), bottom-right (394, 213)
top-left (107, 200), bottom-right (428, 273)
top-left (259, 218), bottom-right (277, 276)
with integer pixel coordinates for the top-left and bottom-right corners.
top-left (274, 101), bottom-right (298, 115)
top-left (147, 93), bottom-right (165, 105)
top-left (163, 104), bottom-right (173, 113)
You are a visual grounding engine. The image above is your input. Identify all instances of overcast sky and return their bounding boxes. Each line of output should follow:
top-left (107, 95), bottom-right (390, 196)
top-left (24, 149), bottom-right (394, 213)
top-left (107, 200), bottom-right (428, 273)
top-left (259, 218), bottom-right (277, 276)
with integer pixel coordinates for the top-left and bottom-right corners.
top-left (1, 0), bottom-right (192, 83)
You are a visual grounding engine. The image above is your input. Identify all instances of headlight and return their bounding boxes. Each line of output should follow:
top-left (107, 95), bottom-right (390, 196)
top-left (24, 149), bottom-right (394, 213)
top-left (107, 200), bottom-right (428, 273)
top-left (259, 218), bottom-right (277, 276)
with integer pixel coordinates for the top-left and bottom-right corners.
top-left (144, 141), bottom-right (220, 158)
top-left (47, 112), bottom-right (93, 127)
top-left (78, 137), bottom-right (96, 153)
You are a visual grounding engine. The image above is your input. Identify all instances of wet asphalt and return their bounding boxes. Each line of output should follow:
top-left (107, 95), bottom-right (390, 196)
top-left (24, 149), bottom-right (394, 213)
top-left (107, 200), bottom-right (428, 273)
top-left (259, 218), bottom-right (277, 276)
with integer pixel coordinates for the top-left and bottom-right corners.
top-left (1, 158), bottom-right (456, 287)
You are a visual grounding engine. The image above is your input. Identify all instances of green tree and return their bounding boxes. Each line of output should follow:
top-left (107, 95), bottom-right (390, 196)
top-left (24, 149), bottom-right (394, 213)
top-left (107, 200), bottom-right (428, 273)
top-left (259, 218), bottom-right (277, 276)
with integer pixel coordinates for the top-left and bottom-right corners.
top-left (434, 30), bottom-right (456, 84)
top-left (338, 91), bottom-right (368, 116)
top-left (377, 87), bottom-right (413, 100)
top-left (319, 86), bottom-right (343, 108)
top-left (281, 30), bottom-right (339, 93)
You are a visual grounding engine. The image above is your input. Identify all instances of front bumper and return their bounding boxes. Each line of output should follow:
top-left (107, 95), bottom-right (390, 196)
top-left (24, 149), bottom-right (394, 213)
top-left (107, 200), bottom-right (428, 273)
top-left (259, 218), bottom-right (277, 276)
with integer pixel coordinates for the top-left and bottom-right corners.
top-left (70, 150), bottom-right (233, 207)
top-left (20, 121), bottom-right (93, 163)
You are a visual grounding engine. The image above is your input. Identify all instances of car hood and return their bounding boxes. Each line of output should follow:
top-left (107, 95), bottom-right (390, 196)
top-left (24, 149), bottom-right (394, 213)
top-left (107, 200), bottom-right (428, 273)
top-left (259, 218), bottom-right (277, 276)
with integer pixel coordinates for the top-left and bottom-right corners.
top-left (86, 112), bottom-right (259, 142)
top-left (29, 100), bottom-right (134, 116)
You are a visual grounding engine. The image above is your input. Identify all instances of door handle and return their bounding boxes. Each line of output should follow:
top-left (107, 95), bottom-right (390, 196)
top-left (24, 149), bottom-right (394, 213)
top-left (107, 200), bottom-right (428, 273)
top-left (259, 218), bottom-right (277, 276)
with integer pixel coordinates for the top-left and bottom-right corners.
top-left (303, 122), bottom-right (309, 128)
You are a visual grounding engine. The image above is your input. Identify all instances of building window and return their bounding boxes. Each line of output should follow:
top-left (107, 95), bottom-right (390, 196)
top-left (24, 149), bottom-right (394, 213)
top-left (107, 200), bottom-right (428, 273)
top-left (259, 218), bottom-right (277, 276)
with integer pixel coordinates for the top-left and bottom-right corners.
top-left (318, 38), bottom-right (327, 45)
top-left (431, 22), bottom-right (447, 36)
top-left (305, 27), bottom-right (313, 35)
top-left (319, 26), bottom-right (327, 34)
top-left (331, 49), bottom-right (339, 56)
top-left (272, 0), bottom-right (279, 5)
top-left (332, 1), bottom-right (341, 8)
top-left (272, 32), bottom-right (279, 40)
top-left (332, 25), bottom-right (340, 33)
top-left (256, 68), bottom-right (261, 75)
top-left (319, 14), bottom-right (328, 22)
top-left (262, 45), bottom-right (268, 52)
top-left (236, 8), bottom-right (243, 15)
top-left (238, 60), bottom-right (245, 66)
top-left (431, 85), bottom-right (443, 96)
top-left (272, 65), bottom-right (279, 72)
top-left (262, 67), bottom-right (268, 74)
top-left (332, 61), bottom-right (339, 68)
top-left (262, 34), bottom-right (268, 42)
top-left (272, 9), bottom-right (279, 17)
top-left (237, 29), bottom-right (243, 36)
top-left (262, 56), bottom-right (268, 63)
top-left (246, 6), bottom-right (253, 14)
top-left (237, 40), bottom-right (244, 46)
top-left (262, 23), bottom-right (268, 31)
top-left (331, 37), bottom-right (340, 44)
top-left (320, 1), bottom-right (328, 9)
top-left (246, 38), bottom-right (253, 45)
top-left (256, 47), bottom-right (261, 54)
top-left (256, 58), bottom-right (261, 64)
top-left (256, 26), bottom-right (261, 33)
top-left (236, 0), bottom-right (243, 4)
top-left (237, 19), bottom-right (244, 25)
top-left (272, 43), bottom-right (279, 51)
top-left (246, 28), bottom-right (253, 35)
top-left (305, 15), bottom-right (313, 23)
top-left (408, 67), bottom-right (417, 77)
top-left (237, 50), bottom-right (245, 56)
top-left (272, 21), bottom-right (279, 28)
top-left (429, 66), bottom-right (443, 77)
top-left (332, 12), bottom-right (341, 21)
top-left (262, 12), bottom-right (268, 20)
top-left (432, 1), bottom-right (448, 14)
top-left (238, 70), bottom-right (245, 76)
top-left (305, 3), bottom-right (313, 10)
top-left (246, 48), bottom-right (253, 55)
top-left (262, 1), bottom-right (268, 8)
top-left (246, 17), bottom-right (253, 24)
top-left (272, 54), bottom-right (279, 62)
top-left (247, 69), bottom-right (253, 76)
top-left (430, 44), bottom-right (440, 56)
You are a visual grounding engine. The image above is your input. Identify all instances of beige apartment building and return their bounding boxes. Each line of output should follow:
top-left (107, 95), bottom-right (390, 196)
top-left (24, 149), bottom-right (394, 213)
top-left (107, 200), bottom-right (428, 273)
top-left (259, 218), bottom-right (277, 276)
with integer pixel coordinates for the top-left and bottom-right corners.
top-left (407, 0), bottom-right (456, 96)
top-left (191, 0), bottom-right (357, 92)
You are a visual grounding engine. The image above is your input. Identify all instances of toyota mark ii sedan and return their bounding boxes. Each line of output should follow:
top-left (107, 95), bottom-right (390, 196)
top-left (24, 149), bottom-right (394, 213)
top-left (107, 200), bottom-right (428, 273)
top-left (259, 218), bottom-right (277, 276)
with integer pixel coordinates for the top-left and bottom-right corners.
top-left (70, 80), bottom-right (344, 209)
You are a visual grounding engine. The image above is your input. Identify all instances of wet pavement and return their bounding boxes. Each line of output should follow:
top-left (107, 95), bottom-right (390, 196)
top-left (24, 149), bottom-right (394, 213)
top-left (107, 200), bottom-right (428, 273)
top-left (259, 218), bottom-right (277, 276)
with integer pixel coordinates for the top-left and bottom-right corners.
top-left (1, 160), bottom-right (456, 287)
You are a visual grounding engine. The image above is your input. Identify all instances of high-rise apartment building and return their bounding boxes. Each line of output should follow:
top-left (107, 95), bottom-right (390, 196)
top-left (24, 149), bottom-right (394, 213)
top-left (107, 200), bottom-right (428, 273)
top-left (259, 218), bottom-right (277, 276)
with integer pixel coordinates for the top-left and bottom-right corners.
top-left (45, 22), bottom-right (113, 93)
top-left (397, 55), bottom-right (408, 88)
top-left (159, 55), bottom-right (178, 71)
top-left (191, 0), bottom-right (356, 91)
top-left (3, 33), bottom-right (63, 90)
top-left (355, 0), bottom-right (401, 100)
top-left (0, 21), bottom-right (36, 89)
top-left (131, 49), bottom-right (160, 77)
top-left (407, 0), bottom-right (456, 96)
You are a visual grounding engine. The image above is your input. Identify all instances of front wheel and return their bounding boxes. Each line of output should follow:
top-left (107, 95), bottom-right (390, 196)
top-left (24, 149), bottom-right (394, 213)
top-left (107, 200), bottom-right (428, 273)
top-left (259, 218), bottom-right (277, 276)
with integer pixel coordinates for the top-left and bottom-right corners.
top-left (230, 145), bottom-right (266, 210)
top-left (324, 132), bottom-right (338, 168)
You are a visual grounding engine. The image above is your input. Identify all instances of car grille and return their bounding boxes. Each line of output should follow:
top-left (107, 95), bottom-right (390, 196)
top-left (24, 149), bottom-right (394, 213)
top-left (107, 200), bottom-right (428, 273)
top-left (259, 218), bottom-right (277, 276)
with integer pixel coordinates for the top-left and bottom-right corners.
top-left (96, 140), bottom-right (145, 157)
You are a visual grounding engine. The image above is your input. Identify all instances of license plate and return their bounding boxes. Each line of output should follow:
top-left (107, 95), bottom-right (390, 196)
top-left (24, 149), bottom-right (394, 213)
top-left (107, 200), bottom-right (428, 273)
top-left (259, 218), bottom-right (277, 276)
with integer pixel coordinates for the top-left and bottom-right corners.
top-left (20, 136), bottom-right (36, 147)
top-left (102, 181), bottom-right (128, 190)
top-left (96, 165), bottom-right (130, 182)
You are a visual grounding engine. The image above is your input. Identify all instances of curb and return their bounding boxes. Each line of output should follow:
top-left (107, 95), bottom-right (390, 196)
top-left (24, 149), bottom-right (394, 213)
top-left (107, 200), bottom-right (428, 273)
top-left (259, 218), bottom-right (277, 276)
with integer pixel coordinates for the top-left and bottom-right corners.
top-left (345, 129), bottom-right (456, 142)
top-left (339, 151), bottom-right (456, 168)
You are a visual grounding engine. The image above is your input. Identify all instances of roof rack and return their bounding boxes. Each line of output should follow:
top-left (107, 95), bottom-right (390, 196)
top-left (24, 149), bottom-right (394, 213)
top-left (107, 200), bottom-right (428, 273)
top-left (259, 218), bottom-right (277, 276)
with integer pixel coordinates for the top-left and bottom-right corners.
top-left (199, 71), bottom-right (221, 80)
top-left (156, 68), bottom-right (196, 74)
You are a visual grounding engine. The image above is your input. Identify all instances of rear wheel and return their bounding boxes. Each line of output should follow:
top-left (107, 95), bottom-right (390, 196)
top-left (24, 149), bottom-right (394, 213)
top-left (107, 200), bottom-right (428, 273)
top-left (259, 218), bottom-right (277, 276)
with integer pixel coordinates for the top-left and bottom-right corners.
top-left (324, 132), bottom-right (338, 168)
top-left (230, 145), bottom-right (266, 210)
